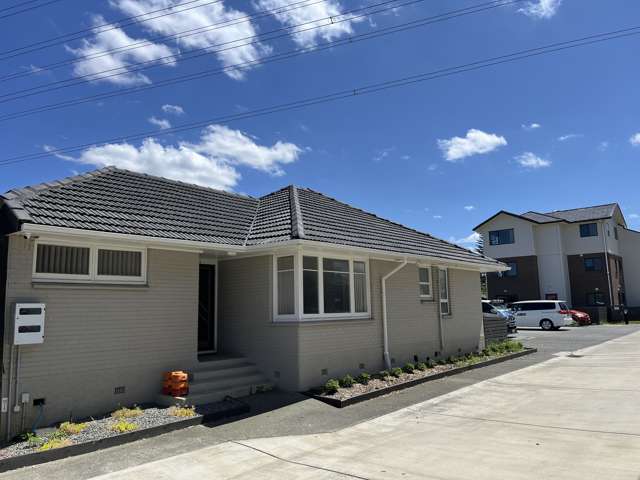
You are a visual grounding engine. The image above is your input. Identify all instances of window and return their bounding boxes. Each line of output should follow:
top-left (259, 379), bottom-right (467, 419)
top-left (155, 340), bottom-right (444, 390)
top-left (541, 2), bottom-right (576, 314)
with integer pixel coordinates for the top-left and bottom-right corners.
top-left (545, 293), bottom-right (558, 300)
top-left (277, 256), bottom-right (295, 315)
top-left (579, 223), bottom-right (598, 237)
top-left (586, 291), bottom-right (606, 306)
top-left (614, 226), bottom-right (619, 240)
top-left (33, 242), bottom-right (145, 283)
top-left (489, 229), bottom-right (514, 246)
top-left (323, 258), bottom-right (350, 314)
top-left (274, 254), bottom-right (370, 320)
top-left (418, 267), bottom-right (432, 298)
top-left (438, 268), bottom-right (450, 315)
top-left (584, 257), bottom-right (603, 272)
top-left (35, 244), bottom-right (90, 277)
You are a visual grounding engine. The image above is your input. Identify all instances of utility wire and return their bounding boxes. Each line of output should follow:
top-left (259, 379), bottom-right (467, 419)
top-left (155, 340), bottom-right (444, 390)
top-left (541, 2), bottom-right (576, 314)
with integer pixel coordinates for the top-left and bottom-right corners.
top-left (0, 0), bottom-right (225, 59)
top-left (0, 0), bottom-right (512, 102)
top-left (1, 25), bottom-right (637, 167)
top-left (0, 0), bottom-right (323, 82)
top-left (0, 0), bottom-right (525, 121)
top-left (0, 0), bottom-right (65, 20)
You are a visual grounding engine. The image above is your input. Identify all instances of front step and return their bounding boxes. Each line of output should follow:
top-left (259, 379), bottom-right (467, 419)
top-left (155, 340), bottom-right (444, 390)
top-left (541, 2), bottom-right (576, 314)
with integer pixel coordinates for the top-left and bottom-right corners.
top-left (157, 356), bottom-right (273, 407)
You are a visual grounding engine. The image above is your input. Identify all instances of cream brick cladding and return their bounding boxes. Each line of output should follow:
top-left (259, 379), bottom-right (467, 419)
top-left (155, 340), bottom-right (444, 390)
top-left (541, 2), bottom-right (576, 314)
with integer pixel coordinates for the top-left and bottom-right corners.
top-left (1, 236), bottom-right (199, 434)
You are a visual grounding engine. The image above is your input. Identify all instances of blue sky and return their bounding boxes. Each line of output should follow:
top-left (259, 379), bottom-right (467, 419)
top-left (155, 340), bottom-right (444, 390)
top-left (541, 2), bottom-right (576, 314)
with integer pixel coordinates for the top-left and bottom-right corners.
top-left (1, 0), bottom-right (639, 245)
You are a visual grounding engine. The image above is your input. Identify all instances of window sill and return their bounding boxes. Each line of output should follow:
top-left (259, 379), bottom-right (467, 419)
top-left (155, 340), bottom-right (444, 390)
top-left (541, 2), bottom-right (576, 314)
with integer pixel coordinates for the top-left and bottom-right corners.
top-left (273, 316), bottom-right (372, 325)
top-left (419, 297), bottom-right (434, 303)
top-left (32, 281), bottom-right (149, 290)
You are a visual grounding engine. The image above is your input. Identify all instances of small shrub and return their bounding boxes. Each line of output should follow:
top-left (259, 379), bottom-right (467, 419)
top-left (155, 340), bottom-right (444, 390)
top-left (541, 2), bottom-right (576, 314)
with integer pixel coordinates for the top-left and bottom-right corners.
top-left (378, 370), bottom-right (390, 379)
top-left (355, 372), bottom-right (371, 385)
top-left (59, 422), bottom-right (87, 436)
top-left (339, 374), bottom-right (355, 388)
top-left (23, 432), bottom-right (45, 448)
top-left (110, 421), bottom-right (138, 433)
top-left (402, 363), bottom-right (415, 374)
top-left (426, 359), bottom-right (435, 368)
top-left (111, 406), bottom-right (143, 419)
top-left (324, 378), bottom-right (340, 394)
top-left (391, 367), bottom-right (403, 378)
top-left (437, 359), bottom-right (446, 366)
top-left (415, 362), bottom-right (428, 371)
top-left (168, 406), bottom-right (196, 417)
top-left (39, 438), bottom-right (72, 451)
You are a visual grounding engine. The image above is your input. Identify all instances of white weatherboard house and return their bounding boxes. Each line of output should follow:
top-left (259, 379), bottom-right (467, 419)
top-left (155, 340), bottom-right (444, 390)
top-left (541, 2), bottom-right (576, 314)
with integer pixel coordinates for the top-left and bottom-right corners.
top-left (475, 203), bottom-right (640, 321)
top-left (0, 167), bottom-right (505, 437)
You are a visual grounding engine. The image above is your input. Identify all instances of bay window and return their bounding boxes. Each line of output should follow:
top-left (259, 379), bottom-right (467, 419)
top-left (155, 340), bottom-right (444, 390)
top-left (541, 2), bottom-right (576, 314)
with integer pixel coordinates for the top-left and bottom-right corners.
top-left (275, 253), bottom-right (369, 321)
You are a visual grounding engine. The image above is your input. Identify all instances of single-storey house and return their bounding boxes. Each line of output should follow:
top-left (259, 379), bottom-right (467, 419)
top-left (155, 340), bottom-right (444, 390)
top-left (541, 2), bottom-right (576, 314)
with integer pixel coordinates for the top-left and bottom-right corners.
top-left (0, 167), bottom-right (504, 437)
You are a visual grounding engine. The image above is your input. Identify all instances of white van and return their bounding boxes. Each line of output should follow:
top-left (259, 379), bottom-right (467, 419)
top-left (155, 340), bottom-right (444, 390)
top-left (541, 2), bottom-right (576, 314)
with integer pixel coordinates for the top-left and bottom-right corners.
top-left (510, 300), bottom-right (573, 331)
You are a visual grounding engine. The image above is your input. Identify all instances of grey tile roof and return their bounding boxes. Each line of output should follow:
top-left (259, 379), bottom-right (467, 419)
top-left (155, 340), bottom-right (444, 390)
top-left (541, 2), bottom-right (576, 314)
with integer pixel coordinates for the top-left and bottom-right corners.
top-left (520, 212), bottom-right (562, 223)
top-left (2, 167), bottom-right (501, 267)
top-left (542, 204), bottom-right (618, 223)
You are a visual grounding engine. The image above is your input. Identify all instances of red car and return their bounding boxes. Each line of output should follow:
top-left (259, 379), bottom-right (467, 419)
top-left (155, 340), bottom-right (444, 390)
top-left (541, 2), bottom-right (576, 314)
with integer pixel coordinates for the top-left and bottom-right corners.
top-left (569, 310), bottom-right (591, 326)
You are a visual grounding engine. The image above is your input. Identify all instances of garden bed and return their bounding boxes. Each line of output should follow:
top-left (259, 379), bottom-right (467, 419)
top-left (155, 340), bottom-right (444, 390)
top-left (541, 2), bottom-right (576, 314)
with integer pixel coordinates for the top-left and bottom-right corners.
top-left (0, 405), bottom-right (203, 473)
top-left (310, 341), bottom-right (537, 408)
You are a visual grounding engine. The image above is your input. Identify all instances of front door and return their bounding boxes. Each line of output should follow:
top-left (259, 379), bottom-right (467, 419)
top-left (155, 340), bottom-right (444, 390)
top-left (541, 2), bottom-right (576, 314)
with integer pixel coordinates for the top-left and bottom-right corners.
top-left (198, 264), bottom-right (216, 353)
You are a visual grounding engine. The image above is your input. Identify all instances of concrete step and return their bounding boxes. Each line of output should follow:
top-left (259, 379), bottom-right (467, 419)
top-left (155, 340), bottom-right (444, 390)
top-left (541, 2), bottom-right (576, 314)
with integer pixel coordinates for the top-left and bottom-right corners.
top-left (156, 381), bottom-right (273, 407)
top-left (189, 373), bottom-right (268, 394)
top-left (190, 364), bottom-right (259, 382)
top-left (192, 356), bottom-right (250, 371)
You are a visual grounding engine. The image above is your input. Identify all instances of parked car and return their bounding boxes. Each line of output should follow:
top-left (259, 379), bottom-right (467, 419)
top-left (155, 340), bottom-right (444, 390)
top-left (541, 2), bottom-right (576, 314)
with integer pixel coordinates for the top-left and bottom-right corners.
top-left (482, 300), bottom-right (517, 333)
top-left (510, 300), bottom-right (573, 331)
top-left (569, 309), bottom-right (592, 326)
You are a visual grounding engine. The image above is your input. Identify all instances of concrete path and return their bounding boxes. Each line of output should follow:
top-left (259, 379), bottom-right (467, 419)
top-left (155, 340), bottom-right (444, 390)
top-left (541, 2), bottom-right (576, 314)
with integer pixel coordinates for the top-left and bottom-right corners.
top-left (90, 330), bottom-right (640, 480)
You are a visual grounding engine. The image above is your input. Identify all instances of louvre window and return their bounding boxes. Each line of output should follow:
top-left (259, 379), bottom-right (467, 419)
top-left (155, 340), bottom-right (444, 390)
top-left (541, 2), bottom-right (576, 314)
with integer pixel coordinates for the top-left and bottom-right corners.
top-left (35, 244), bottom-right (90, 276)
top-left (98, 249), bottom-right (142, 277)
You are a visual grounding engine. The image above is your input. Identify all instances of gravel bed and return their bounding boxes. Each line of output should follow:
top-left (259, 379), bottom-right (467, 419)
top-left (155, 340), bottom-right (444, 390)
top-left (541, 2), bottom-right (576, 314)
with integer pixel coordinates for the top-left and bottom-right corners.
top-left (0, 407), bottom-right (201, 460)
top-left (319, 352), bottom-right (520, 401)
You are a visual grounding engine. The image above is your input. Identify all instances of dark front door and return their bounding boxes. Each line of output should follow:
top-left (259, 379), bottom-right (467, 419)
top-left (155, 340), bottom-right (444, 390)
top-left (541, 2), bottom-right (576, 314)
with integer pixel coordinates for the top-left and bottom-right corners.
top-left (198, 264), bottom-right (216, 352)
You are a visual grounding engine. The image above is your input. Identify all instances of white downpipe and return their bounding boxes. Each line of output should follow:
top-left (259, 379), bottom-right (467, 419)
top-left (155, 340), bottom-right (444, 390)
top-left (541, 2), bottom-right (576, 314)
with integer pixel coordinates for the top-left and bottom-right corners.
top-left (601, 221), bottom-right (614, 306)
top-left (382, 258), bottom-right (407, 370)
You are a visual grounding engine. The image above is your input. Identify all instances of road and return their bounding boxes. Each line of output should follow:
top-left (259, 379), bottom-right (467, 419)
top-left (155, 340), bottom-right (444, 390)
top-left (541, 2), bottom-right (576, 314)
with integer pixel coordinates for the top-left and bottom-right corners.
top-left (4, 325), bottom-right (640, 479)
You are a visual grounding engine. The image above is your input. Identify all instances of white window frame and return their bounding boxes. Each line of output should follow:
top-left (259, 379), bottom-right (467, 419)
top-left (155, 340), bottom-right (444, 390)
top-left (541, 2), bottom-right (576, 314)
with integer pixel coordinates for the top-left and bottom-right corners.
top-left (417, 265), bottom-right (432, 299)
top-left (273, 251), bottom-right (370, 322)
top-left (438, 267), bottom-right (451, 316)
top-left (32, 239), bottom-right (147, 284)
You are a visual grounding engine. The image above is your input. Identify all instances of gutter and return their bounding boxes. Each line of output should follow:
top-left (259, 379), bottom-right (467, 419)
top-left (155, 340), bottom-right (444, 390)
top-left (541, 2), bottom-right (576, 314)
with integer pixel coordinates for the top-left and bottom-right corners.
top-left (381, 258), bottom-right (407, 370)
top-left (601, 221), bottom-right (614, 306)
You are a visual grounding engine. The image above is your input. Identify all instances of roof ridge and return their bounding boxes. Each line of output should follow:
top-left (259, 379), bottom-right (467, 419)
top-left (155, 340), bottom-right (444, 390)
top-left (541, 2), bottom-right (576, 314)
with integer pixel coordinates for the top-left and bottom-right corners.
top-left (289, 185), bottom-right (305, 239)
top-left (243, 197), bottom-right (262, 247)
top-left (297, 187), bottom-right (491, 261)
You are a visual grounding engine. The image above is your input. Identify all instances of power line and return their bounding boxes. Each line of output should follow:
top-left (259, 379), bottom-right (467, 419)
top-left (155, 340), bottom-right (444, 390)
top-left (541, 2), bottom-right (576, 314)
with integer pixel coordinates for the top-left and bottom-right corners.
top-left (0, 0), bottom-right (510, 102)
top-left (0, 0), bottom-right (225, 59)
top-left (1, 25), bottom-right (637, 167)
top-left (0, 0), bottom-right (323, 83)
top-left (0, 0), bottom-right (526, 122)
top-left (0, 0), bottom-right (65, 20)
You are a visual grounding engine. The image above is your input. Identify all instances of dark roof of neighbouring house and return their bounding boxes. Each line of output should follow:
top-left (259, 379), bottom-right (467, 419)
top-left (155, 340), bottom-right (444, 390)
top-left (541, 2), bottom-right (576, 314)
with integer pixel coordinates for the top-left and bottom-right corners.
top-left (1, 167), bottom-right (502, 268)
top-left (474, 203), bottom-right (622, 230)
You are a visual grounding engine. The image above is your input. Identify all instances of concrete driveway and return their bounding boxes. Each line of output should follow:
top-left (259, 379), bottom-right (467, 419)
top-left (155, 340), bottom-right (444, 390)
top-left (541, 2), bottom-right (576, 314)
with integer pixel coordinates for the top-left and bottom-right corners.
top-left (86, 329), bottom-right (640, 480)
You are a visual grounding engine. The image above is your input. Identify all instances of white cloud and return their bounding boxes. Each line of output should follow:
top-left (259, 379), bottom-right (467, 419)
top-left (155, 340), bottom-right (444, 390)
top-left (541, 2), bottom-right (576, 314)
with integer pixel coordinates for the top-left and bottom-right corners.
top-left (598, 141), bottom-right (609, 152)
top-left (256, 0), bottom-right (361, 48)
top-left (427, 163), bottom-right (438, 171)
top-left (630, 133), bottom-right (640, 147)
top-left (558, 133), bottom-right (583, 142)
top-left (628, 213), bottom-right (639, 220)
top-left (437, 129), bottom-right (507, 162)
top-left (58, 124), bottom-right (303, 190)
top-left (522, 122), bottom-right (541, 131)
top-left (112, 0), bottom-right (271, 80)
top-left (515, 151), bottom-right (551, 169)
top-left (65, 15), bottom-right (176, 85)
top-left (449, 232), bottom-right (480, 246)
top-left (372, 146), bottom-right (395, 162)
top-left (433, 215), bottom-right (443, 220)
top-left (43, 144), bottom-right (75, 162)
top-left (519, 0), bottom-right (562, 19)
top-left (162, 104), bottom-right (185, 115)
top-left (148, 116), bottom-right (172, 130)
top-left (464, 205), bottom-right (475, 211)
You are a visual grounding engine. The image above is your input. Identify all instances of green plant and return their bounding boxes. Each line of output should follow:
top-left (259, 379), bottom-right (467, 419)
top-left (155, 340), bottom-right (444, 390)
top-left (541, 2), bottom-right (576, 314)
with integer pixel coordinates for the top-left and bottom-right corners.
top-left (110, 420), bottom-right (138, 433)
top-left (111, 406), bottom-right (143, 419)
top-left (402, 363), bottom-right (415, 374)
top-left (339, 374), bottom-right (355, 388)
top-left (355, 372), bottom-right (371, 385)
top-left (39, 438), bottom-right (72, 451)
top-left (23, 432), bottom-right (45, 448)
top-left (415, 362), bottom-right (428, 371)
top-left (378, 370), bottom-right (390, 379)
top-left (391, 367), bottom-right (403, 378)
top-left (59, 422), bottom-right (87, 436)
top-left (324, 378), bottom-right (340, 394)
top-left (426, 359), bottom-right (436, 368)
top-left (168, 405), bottom-right (197, 417)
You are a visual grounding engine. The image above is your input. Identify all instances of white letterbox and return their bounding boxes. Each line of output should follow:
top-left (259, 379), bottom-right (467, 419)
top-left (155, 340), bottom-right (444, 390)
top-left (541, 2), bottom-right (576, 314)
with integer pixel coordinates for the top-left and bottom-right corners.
top-left (14, 303), bottom-right (46, 345)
